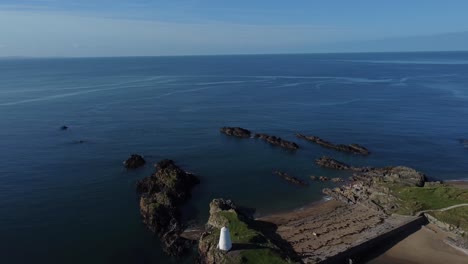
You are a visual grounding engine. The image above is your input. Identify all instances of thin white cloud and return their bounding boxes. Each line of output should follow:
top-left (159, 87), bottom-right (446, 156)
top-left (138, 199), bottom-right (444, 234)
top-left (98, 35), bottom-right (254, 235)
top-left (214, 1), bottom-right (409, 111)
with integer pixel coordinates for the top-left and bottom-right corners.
top-left (0, 10), bottom-right (349, 57)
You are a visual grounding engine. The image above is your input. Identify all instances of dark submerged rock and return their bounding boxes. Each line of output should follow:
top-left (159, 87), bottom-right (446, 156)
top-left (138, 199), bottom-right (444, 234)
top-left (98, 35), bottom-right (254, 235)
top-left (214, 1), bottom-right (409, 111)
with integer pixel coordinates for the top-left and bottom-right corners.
top-left (254, 133), bottom-right (299, 150)
top-left (60, 125), bottom-right (68, 130)
top-left (123, 154), bottom-right (146, 169)
top-left (274, 171), bottom-right (308, 186)
top-left (136, 159), bottom-right (200, 255)
top-left (220, 127), bottom-right (252, 138)
top-left (315, 156), bottom-right (371, 172)
top-left (296, 133), bottom-right (370, 155)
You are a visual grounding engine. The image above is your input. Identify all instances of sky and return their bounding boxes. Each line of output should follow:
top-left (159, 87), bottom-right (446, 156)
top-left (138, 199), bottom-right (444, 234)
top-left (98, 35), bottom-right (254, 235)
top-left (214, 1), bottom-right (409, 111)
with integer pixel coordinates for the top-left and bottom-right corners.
top-left (0, 0), bottom-right (468, 57)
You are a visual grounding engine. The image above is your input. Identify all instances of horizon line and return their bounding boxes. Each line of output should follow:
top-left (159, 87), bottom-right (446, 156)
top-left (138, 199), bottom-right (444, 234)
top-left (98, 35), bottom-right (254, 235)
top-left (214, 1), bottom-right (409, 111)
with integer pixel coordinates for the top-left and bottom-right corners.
top-left (2, 49), bottom-right (468, 60)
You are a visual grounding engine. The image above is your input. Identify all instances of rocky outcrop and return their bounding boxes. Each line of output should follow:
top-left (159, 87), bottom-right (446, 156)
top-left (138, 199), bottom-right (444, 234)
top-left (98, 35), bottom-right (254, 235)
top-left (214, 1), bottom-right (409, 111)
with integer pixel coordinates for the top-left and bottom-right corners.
top-left (254, 133), bottom-right (299, 150)
top-left (124, 154), bottom-right (146, 169)
top-left (198, 199), bottom-right (293, 264)
top-left (323, 166), bottom-right (426, 214)
top-left (137, 159), bottom-right (200, 255)
top-left (273, 171), bottom-right (308, 186)
top-left (460, 139), bottom-right (468, 148)
top-left (296, 133), bottom-right (370, 155)
top-left (220, 127), bottom-right (252, 138)
top-left (315, 156), bottom-right (370, 171)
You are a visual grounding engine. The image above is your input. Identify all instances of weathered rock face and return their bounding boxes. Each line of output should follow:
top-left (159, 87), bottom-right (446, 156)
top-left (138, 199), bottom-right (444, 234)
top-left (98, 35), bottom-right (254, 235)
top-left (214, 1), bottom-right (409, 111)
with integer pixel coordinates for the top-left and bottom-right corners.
top-left (254, 133), bottom-right (299, 150)
top-left (323, 166), bottom-right (426, 214)
top-left (124, 154), bottom-right (146, 169)
top-left (220, 127), bottom-right (252, 138)
top-left (273, 171), bottom-right (308, 186)
top-left (137, 159), bottom-right (200, 255)
top-left (296, 133), bottom-right (370, 155)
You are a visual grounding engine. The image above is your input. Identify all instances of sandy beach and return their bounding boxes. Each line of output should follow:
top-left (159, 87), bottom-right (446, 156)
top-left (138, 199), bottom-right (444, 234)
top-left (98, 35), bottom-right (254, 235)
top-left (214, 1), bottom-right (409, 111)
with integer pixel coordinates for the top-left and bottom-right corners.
top-left (368, 224), bottom-right (467, 264)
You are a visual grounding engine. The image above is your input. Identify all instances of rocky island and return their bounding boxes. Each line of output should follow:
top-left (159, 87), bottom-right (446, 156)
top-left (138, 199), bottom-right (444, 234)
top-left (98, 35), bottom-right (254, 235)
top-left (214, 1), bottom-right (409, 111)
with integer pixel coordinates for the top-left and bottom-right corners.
top-left (296, 133), bottom-right (370, 155)
top-left (254, 133), bottom-right (299, 150)
top-left (136, 159), bottom-right (200, 255)
top-left (220, 127), bottom-right (252, 138)
top-left (124, 154), bottom-right (146, 169)
top-left (220, 127), bottom-right (300, 150)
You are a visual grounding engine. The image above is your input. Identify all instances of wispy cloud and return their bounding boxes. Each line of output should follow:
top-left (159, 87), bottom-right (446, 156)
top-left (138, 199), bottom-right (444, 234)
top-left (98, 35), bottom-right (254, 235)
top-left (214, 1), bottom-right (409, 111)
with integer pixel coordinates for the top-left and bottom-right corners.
top-left (0, 10), bottom-right (348, 57)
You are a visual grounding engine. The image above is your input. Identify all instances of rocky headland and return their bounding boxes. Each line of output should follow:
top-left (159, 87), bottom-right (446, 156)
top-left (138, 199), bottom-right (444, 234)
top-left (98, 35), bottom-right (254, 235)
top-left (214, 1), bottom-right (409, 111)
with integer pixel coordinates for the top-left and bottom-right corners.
top-left (136, 159), bottom-right (200, 255)
top-left (198, 198), bottom-right (296, 264)
top-left (296, 133), bottom-right (370, 155)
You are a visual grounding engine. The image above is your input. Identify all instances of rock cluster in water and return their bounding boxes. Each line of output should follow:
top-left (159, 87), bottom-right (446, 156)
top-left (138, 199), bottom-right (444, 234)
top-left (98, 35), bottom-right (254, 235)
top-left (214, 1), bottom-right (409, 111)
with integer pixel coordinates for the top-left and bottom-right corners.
top-left (274, 171), bottom-right (308, 186)
top-left (220, 127), bottom-right (252, 138)
top-left (296, 133), bottom-right (370, 155)
top-left (315, 156), bottom-right (371, 172)
top-left (220, 127), bottom-right (300, 150)
top-left (254, 133), bottom-right (299, 150)
top-left (136, 159), bottom-right (200, 255)
top-left (123, 154), bottom-right (146, 169)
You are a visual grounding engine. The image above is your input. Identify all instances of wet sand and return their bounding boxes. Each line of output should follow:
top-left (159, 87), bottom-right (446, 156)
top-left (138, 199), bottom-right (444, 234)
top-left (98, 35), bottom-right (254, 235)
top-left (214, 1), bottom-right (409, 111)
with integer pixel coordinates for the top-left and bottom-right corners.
top-left (368, 224), bottom-right (467, 264)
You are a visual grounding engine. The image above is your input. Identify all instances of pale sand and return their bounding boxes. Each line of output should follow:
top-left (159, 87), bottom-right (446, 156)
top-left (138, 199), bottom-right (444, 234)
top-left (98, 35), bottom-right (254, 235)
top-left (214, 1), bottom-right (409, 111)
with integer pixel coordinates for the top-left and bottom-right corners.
top-left (368, 224), bottom-right (468, 264)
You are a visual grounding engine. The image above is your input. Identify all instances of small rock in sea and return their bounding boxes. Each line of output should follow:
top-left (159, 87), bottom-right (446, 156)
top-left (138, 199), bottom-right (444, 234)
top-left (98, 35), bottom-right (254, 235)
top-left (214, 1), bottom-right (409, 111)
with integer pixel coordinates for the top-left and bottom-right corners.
top-left (331, 177), bottom-right (344, 183)
top-left (319, 176), bottom-right (329, 182)
top-left (310, 176), bottom-right (317, 180)
top-left (124, 154), bottom-right (146, 169)
top-left (60, 125), bottom-right (68, 130)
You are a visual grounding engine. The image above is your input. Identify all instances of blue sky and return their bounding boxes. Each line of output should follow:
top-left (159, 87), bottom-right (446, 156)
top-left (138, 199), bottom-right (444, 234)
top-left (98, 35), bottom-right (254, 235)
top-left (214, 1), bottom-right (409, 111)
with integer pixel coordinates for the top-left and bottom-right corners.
top-left (1, 0), bottom-right (468, 56)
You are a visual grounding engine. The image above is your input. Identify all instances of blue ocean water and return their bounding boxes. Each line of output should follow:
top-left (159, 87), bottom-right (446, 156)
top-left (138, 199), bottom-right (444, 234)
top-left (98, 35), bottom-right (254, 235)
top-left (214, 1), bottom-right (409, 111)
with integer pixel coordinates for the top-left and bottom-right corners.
top-left (0, 52), bottom-right (467, 263)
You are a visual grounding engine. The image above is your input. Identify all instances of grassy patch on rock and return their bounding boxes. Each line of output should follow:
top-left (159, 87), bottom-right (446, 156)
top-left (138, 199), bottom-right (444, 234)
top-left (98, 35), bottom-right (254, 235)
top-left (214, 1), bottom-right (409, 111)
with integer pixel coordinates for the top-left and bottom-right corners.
top-left (199, 199), bottom-right (291, 264)
top-left (428, 207), bottom-right (468, 233)
top-left (391, 184), bottom-right (468, 215)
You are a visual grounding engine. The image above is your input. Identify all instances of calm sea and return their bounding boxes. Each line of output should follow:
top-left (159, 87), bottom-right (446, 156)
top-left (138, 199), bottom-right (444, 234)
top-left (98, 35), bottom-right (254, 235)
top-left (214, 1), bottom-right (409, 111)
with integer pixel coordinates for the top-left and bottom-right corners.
top-left (1, 52), bottom-right (467, 263)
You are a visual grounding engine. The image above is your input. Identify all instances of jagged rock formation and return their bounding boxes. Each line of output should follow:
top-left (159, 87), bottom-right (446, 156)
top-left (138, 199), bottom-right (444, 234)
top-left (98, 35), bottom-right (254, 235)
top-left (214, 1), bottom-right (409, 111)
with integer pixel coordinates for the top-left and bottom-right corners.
top-left (254, 133), bottom-right (299, 150)
top-left (136, 159), bottom-right (200, 255)
top-left (220, 127), bottom-right (252, 138)
top-left (198, 199), bottom-right (293, 264)
top-left (323, 166), bottom-right (426, 214)
top-left (273, 171), bottom-right (308, 186)
top-left (124, 154), bottom-right (146, 169)
top-left (296, 133), bottom-right (370, 155)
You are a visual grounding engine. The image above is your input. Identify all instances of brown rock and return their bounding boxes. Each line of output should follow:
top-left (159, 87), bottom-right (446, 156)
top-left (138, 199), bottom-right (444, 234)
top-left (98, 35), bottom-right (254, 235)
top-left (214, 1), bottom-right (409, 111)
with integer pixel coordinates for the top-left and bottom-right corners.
top-left (123, 154), bottom-right (146, 169)
top-left (254, 133), bottom-right (299, 150)
top-left (136, 159), bottom-right (200, 255)
top-left (296, 133), bottom-right (370, 155)
top-left (274, 171), bottom-right (308, 186)
top-left (220, 127), bottom-right (251, 138)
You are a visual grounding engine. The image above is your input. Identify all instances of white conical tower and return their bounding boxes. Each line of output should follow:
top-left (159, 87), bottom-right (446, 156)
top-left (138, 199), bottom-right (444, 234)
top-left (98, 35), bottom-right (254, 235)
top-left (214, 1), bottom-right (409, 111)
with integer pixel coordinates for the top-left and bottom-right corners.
top-left (217, 226), bottom-right (232, 251)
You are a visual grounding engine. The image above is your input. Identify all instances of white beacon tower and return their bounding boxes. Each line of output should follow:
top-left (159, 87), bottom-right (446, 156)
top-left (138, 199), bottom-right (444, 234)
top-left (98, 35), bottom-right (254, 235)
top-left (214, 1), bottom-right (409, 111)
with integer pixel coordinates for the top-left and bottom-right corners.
top-left (218, 226), bottom-right (232, 251)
